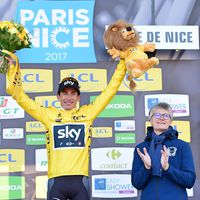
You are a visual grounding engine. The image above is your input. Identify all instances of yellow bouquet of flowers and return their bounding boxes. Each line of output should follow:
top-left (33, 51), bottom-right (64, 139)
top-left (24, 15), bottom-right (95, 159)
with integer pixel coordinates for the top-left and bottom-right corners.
top-left (0, 21), bottom-right (31, 74)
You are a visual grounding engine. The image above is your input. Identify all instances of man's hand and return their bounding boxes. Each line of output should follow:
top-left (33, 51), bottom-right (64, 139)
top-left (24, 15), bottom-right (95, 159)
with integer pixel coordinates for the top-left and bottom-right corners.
top-left (161, 145), bottom-right (169, 171)
top-left (137, 147), bottom-right (151, 170)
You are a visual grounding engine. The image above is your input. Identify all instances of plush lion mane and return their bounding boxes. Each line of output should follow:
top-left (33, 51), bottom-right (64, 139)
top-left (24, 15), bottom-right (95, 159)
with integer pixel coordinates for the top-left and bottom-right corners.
top-left (104, 20), bottom-right (139, 51)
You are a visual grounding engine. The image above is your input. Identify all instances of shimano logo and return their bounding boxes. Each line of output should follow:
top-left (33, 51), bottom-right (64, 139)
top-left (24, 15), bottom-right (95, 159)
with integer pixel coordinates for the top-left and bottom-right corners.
top-left (106, 104), bottom-right (132, 109)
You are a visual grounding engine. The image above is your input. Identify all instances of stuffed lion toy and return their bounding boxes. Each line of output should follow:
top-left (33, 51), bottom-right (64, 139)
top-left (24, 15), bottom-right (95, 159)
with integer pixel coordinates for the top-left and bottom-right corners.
top-left (104, 19), bottom-right (159, 91)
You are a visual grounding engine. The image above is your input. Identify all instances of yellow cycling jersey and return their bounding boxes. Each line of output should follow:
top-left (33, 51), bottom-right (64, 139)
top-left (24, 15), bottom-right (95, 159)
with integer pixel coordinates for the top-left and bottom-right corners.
top-left (6, 52), bottom-right (126, 179)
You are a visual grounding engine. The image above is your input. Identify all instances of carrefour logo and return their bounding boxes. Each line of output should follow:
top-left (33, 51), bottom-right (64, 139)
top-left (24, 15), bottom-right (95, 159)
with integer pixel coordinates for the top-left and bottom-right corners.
top-left (106, 149), bottom-right (121, 160)
top-left (91, 148), bottom-right (134, 171)
top-left (90, 95), bottom-right (134, 118)
top-left (15, 1), bottom-right (96, 63)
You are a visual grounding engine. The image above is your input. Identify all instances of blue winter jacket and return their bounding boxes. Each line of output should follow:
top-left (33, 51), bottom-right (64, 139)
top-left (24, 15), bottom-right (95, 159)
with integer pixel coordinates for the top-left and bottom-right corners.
top-left (131, 126), bottom-right (196, 200)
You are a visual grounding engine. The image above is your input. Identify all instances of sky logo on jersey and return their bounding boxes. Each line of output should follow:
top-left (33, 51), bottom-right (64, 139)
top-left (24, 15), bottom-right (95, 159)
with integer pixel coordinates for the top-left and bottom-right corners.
top-left (0, 96), bottom-right (24, 119)
top-left (90, 95), bottom-right (134, 118)
top-left (119, 68), bottom-right (162, 91)
top-left (35, 96), bottom-right (61, 108)
top-left (26, 121), bottom-right (46, 132)
top-left (92, 127), bottom-right (112, 138)
top-left (145, 94), bottom-right (189, 117)
top-left (60, 69), bottom-right (107, 92)
top-left (0, 176), bottom-right (25, 199)
top-left (0, 149), bottom-right (25, 172)
top-left (15, 1), bottom-right (96, 63)
top-left (53, 124), bottom-right (86, 149)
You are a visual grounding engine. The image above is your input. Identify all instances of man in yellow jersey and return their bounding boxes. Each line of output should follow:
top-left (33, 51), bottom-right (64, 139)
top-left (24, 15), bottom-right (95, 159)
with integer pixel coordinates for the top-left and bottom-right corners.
top-left (5, 50), bottom-right (126, 200)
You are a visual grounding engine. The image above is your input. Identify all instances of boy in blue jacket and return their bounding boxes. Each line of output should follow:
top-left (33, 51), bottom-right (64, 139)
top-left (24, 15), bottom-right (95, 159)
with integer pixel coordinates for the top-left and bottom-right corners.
top-left (131, 102), bottom-right (196, 200)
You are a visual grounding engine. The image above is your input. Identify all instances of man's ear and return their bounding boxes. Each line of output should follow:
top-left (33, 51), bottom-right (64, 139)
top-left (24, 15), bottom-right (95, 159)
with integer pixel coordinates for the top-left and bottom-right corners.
top-left (56, 94), bottom-right (60, 100)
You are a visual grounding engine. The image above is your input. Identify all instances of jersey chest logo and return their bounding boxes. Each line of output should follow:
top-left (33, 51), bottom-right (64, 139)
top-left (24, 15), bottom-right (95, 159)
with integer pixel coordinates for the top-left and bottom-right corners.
top-left (52, 124), bottom-right (85, 149)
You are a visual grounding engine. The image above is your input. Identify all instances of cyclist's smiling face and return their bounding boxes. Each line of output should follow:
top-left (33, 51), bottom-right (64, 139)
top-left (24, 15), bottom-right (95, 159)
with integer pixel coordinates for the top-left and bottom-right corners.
top-left (149, 108), bottom-right (172, 135)
top-left (57, 88), bottom-right (80, 110)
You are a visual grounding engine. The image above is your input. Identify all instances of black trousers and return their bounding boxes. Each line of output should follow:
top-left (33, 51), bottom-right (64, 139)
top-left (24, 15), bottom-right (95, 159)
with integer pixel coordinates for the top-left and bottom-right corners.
top-left (47, 175), bottom-right (90, 200)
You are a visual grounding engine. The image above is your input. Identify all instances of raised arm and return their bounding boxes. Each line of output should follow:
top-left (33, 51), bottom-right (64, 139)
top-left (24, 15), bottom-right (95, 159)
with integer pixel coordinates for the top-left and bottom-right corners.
top-left (86, 59), bottom-right (126, 119)
top-left (5, 50), bottom-right (48, 125)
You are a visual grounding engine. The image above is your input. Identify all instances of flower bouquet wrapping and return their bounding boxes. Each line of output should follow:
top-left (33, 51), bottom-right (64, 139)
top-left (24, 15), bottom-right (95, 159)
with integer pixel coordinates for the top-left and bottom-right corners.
top-left (0, 21), bottom-right (31, 74)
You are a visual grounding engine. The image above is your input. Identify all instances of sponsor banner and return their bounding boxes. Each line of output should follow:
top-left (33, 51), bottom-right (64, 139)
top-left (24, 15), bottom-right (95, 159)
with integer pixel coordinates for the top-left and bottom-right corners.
top-left (0, 176), bottom-right (25, 199)
top-left (115, 133), bottom-right (136, 144)
top-left (146, 120), bottom-right (191, 143)
top-left (52, 123), bottom-right (86, 149)
top-left (6, 69), bottom-right (53, 93)
top-left (92, 127), bottom-right (112, 138)
top-left (26, 121), bottom-right (46, 132)
top-left (145, 94), bottom-right (189, 117)
top-left (3, 128), bottom-right (24, 139)
top-left (91, 147), bottom-right (134, 171)
top-left (0, 149), bottom-right (25, 173)
top-left (35, 96), bottom-right (61, 108)
top-left (172, 121), bottom-right (191, 142)
top-left (92, 174), bottom-right (137, 198)
top-left (26, 134), bottom-right (46, 145)
top-left (119, 68), bottom-right (162, 91)
top-left (60, 69), bottom-right (107, 92)
top-left (15, 1), bottom-right (96, 63)
top-left (36, 176), bottom-right (48, 199)
top-left (90, 95), bottom-right (134, 118)
top-left (114, 120), bottom-right (135, 131)
top-left (35, 149), bottom-right (47, 172)
top-left (136, 25), bottom-right (199, 49)
top-left (0, 96), bottom-right (24, 119)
